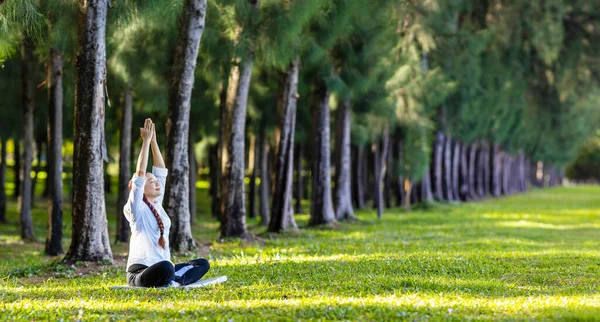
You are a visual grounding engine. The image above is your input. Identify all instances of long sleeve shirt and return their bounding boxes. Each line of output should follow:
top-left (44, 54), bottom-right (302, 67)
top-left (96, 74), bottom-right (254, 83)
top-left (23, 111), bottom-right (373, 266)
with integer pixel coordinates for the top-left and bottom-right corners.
top-left (124, 166), bottom-right (172, 271)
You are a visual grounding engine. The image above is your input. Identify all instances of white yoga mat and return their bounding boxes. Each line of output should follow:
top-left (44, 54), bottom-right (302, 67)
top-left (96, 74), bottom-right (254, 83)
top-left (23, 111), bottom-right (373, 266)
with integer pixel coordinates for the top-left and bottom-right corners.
top-left (109, 275), bottom-right (228, 290)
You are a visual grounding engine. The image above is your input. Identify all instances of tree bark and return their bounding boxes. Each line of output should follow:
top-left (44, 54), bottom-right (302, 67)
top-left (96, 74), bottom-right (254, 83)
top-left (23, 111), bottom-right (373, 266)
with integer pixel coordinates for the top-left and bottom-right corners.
top-left (501, 153), bottom-right (510, 195)
top-left (115, 86), bottom-right (132, 244)
top-left (269, 58), bottom-right (300, 232)
top-left (482, 142), bottom-right (491, 197)
top-left (451, 139), bottom-right (460, 201)
top-left (395, 138), bottom-right (405, 207)
top-left (491, 144), bottom-right (501, 197)
top-left (31, 138), bottom-right (44, 202)
top-left (45, 47), bottom-right (64, 255)
top-left (19, 35), bottom-right (35, 241)
top-left (518, 151), bottom-right (524, 192)
top-left (467, 142), bottom-right (478, 200)
top-left (403, 179), bottom-right (412, 209)
top-left (164, 0), bottom-right (207, 251)
top-left (208, 143), bottom-right (219, 215)
top-left (212, 77), bottom-right (229, 220)
top-left (374, 126), bottom-right (390, 219)
top-left (309, 80), bottom-right (335, 226)
top-left (383, 138), bottom-right (393, 208)
top-left (443, 135), bottom-right (454, 201)
top-left (353, 145), bottom-right (366, 209)
top-left (65, 0), bottom-right (112, 262)
top-left (188, 132), bottom-right (197, 226)
top-left (475, 143), bottom-right (484, 198)
top-left (363, 145), bottom-right (371, 204)
top-left (412, 181), bottom-right (421, 204)
top-left (333, 98), bottom-right (355, 221)
top-left (13, 139), bottom-right (20, 199)
top-left (258, 124), bottom-right (270, 226)
top-left (221, 55), bottom-right (253, 238)
top-left (432, 131), bottom-right (444, 201)
top-left (459, 141), bottom-right (469, 201)
top-left (248, 133), bottom-right (258, 219)
top-left (420, 165), bottom-right (433, 202)
top-left (0, 137), bottom-right (6, 223)
top-left (476, 142), bottom-right (487, 198)
top-left (294, 143), bottom-right (304, 214)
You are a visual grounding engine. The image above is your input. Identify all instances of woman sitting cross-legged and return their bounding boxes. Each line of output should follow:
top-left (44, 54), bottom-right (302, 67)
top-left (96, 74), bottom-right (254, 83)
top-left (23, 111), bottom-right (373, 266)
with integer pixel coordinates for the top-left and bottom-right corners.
top-left (124, 118), bottom-right (209, 288)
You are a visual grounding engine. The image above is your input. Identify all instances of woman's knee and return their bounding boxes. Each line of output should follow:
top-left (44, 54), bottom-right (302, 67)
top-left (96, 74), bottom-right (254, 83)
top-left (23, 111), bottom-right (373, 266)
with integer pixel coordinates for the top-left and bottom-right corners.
top-left (159, 261), bottom-right (175, 275)
top-left (153, 261), bottom-right (175, 284)
top-left (189, 258), bottom-right (210, 269)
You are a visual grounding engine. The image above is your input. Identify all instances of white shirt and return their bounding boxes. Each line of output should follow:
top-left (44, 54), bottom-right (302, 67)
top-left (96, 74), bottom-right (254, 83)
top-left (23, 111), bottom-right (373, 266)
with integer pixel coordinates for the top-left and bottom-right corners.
top-left (124, 166), bottom-right (172, 271)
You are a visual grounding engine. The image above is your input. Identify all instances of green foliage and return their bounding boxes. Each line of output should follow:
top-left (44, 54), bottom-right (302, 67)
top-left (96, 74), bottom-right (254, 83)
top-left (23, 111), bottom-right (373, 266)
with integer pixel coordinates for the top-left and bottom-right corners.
top-left (0, 0), bottom-right (44, 53)
top-left (566, 131), bottom-right (600, 181)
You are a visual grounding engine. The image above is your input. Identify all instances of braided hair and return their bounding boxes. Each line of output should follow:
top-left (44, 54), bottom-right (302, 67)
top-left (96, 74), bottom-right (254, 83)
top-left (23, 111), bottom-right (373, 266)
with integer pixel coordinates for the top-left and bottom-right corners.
top-left (142, 195), bottom-right (167, 249)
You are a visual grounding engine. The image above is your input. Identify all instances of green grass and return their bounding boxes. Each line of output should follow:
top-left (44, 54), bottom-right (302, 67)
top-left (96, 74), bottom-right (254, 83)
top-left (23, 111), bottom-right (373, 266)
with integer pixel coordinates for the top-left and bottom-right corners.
top-left (2, 183), bottom-right (600, 321)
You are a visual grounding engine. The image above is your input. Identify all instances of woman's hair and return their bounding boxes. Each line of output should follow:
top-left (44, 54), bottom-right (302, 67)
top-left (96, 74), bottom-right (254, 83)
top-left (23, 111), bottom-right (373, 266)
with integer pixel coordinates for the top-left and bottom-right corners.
top-left (129, 178), bottom-right (166, 249)
top-left (142, 196), bottom-right (167, 249)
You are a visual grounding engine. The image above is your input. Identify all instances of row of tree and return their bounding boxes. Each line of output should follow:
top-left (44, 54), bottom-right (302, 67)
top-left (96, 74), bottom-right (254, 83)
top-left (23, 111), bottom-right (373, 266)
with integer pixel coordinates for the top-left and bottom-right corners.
top-left (0, 0), bottom-right (598, 262)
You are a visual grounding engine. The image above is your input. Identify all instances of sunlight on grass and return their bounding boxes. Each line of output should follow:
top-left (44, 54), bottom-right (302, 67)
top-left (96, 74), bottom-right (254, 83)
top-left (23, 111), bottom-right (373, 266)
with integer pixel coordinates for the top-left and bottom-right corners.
top-left (1, 186), bottom-right (600, 320)
top-left (496, 220), bottom-right (600, 230)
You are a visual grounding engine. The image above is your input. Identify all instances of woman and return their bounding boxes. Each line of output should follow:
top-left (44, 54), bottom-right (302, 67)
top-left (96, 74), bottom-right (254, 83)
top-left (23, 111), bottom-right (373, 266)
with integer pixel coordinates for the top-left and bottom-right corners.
top-left (124, 118), bottom-right (209, 287)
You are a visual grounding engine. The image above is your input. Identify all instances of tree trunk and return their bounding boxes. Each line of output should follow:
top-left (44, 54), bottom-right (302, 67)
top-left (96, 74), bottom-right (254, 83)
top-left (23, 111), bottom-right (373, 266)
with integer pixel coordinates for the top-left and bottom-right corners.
top-left (432, 131), bottom-right (444, 201)
top-left (459, 141), bottom-right (469, 201)
top-left (45, 47), bottom-right (64, 255)
top-left (221, 54), bottom-right (253, 238)
top-left (383, 138), bottom-right (393, 208)
top-left (491, 144), bottom-right (501, 197)
top-left (412, 181), bottom-right (421, 204)
top-left (443, 135), bottom-right (454, 201)
top-left (65, 0), bottom-right (112, 262)
top-left (451, 139), bottom-right (460, 201)
top-left (396, 138), bottom-right (410, 207)
top-left (467, 142), bottom-right (478, 200)
top-left (188, 132), bottom-right (197, 226)
top-left (518, 151), bottom-right (524, 192)
top-left (258, 124), bottom-right (270, 226)
top-left (13, 139), bottom-right (21, 199)
top-left (164, 0), bottom-right (206, 251)
top-left (248, 133), bottom-right (258, 219)
top-left (420, 165), bottom-right (433, 202)
top-left (395, 139), bottom-right (405, 207)
top-left (482, 142), bottom-right (491, 197)
top-left (333, 98), bottom-right (355, 221)
top-left (475, 143), bottom-right (486, 198)
top-left (309, 80), bottom-right (335, 226)
top-left (374, 126), bottom-right (390, 219)
top-left (31, 139), bottom-right (43, 202)
top-left (403, 179), bottom-right (411, 209)
top-left (363, 145), bottom-right (371, 204)
top-left (501, 153), bottom-right (510, 195)
top-left (208, 143), bottom-right (219, 215)
top-left (353, 146), bottom-right (366, 209)
top-left (0, 137), bottom-right (6, 223)
top-left (115, 86), bottom-right (132, 244)
top-left (269, 58), bottom-right (300, 232)
top-left (294, 143), bottom-right (304, 214)
top-left (19, 35), bottom-right (35, 241)
top-left (212, 77), bottom-right (229, 220)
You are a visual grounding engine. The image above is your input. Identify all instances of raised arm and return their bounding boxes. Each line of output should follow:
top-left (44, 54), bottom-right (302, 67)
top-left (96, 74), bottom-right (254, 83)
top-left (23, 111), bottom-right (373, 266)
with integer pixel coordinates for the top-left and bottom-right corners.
top-left (136, 119), bottom-right (154, 176)
top-left (125, 119), bottom-right (154, 223)
top-left (150, 124), bottom-right (166, 168)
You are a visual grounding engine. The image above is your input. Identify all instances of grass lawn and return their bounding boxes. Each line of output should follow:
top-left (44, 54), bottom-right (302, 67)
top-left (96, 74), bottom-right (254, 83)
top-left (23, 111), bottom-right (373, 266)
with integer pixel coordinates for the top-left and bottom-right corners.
top-left (1, 184), bottom-right (600, 321)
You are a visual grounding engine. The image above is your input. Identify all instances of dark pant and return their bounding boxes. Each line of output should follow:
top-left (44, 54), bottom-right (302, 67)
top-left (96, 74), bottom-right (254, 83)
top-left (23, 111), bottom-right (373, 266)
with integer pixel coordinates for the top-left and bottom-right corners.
top-left (127, 258), bottom-right (210, 287)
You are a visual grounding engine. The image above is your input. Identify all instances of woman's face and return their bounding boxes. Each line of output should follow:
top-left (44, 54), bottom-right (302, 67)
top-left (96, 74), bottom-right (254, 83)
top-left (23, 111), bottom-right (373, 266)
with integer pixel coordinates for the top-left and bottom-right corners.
top-left (144, 173), bottom-right (161, 198)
